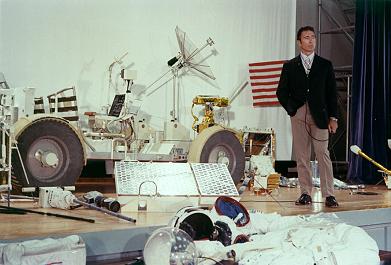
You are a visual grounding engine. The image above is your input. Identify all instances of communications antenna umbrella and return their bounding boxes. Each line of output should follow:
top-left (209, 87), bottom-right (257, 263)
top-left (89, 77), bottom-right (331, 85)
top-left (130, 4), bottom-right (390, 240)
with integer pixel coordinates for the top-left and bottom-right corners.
top-left (147, 26), bottom-right (215, 121)
top-left (147, 27), bottom-right (245, 184)
top-left (174, 26), bottom-right (215, 80)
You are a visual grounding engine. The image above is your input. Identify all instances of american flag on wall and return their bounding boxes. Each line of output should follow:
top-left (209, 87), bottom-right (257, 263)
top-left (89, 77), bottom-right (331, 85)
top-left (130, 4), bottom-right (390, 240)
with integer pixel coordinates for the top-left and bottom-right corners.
top-left (248, 60), bottom-right (286, 107)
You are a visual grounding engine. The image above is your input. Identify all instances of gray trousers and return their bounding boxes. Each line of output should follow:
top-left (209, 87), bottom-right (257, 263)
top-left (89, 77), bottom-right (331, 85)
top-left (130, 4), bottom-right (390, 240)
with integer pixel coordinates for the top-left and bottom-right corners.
top-left (291, 104), bottom-right (334, 197)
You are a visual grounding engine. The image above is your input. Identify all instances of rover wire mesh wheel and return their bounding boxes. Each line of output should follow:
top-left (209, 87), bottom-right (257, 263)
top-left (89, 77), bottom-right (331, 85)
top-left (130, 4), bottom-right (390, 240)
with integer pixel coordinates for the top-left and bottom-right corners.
top-left (12, 118), bottom-right (84, 189)
top-left (188, 126), bottom-right (245, 184)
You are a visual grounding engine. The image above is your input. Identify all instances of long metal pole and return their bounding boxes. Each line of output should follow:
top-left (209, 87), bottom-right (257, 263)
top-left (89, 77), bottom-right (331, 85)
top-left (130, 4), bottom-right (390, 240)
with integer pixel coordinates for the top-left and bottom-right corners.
top-left (318, 0), bottom-right (322, 56)
top-left (75, 199), bottom-right (136, 223)
top-left (346, 76), bottom-right (351, 162)
top-left (172, 70), bottom-right (177, 121)
top-left (229, 81), bottom-right (249, 105)
top-left (7, 129), bottom-right (12, 207)
top-left (0, 205), bottom-right (95, 223)
top-left (176, 73), bottom-right (180, 122)
top-left (146, 68), bottom-right (172, 90)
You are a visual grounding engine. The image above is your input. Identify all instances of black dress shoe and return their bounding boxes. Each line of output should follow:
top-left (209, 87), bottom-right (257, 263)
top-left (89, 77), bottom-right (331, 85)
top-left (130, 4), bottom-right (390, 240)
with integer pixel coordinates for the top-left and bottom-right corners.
top-left (295, 193), bottom-right (312, 205)
top-left (325, 196), bottom-right (339, 208)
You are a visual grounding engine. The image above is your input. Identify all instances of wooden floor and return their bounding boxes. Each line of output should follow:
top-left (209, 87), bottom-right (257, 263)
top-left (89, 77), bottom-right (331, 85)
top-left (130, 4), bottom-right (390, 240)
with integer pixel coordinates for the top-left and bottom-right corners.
top-left (1, 184), bottom-right (390, 241)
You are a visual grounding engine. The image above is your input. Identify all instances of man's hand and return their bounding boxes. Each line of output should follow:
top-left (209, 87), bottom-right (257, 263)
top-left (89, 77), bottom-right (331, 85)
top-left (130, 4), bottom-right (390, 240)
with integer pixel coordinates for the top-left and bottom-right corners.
top-left (328, 118), bottom-right (338, 134)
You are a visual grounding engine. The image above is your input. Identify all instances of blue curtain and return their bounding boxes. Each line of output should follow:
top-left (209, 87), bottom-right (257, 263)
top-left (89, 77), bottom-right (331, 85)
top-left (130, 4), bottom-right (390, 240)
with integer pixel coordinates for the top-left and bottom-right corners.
top-left (347, 0), bottom-right (391, 184)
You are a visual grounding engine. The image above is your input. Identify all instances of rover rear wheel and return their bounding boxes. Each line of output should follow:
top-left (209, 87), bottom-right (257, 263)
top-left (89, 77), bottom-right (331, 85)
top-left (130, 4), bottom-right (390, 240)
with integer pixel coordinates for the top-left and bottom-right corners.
top-left (188, 126), bottom-right (245, 184)
top-left (12, 118), bottom-right (84, 189)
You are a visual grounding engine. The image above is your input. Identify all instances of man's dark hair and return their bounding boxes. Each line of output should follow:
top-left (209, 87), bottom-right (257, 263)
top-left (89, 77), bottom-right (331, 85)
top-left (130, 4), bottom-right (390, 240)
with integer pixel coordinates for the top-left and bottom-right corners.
top-left (297, 26), bottom-right (315, 40)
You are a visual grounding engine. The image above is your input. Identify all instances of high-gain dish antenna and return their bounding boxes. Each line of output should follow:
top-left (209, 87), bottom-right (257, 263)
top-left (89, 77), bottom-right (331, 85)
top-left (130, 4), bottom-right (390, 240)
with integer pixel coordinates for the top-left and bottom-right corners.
top-left (147, 26), bottom-right (215, 121)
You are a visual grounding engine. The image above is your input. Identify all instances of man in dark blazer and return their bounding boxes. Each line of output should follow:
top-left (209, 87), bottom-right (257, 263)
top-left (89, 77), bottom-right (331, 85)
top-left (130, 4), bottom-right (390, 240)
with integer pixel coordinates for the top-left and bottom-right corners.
top-left (277, 26), bottom-right (339, 207)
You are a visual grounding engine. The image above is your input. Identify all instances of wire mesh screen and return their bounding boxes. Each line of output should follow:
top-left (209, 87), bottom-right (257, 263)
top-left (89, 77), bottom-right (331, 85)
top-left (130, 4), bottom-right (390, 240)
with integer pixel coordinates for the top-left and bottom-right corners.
top-left (115, 162), bottom-right (198, 196)
top-left (115, 161), bottom-right (238, 197)
top-left (191, 163), bottom-right (239, 196)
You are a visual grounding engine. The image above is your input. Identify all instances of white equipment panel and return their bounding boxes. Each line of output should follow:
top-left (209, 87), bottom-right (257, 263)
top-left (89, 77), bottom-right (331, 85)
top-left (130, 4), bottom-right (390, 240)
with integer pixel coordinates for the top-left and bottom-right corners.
top-left (191, 163), bottom-right (238, 196)
top-left (114, 161), bottom-right (239, 212)
top-left (115, 162), bottom-right (198, 196)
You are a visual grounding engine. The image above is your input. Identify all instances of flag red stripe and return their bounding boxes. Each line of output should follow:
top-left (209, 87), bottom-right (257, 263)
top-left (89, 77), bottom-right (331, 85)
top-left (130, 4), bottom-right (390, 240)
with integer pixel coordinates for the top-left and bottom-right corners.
top-left (250, 74), bottom-right (281, 80)
top-left (249, 60), bottom-right (286, 67)
top-left (253, 94), bottom-right (278, 100)
top-left (248, 59), bottom-right (286, 107)
top-left (249, 67), bottom-right (283, 73)
top-left (253, 101), bottom-right (280, 107)
top-left (250, 81), bottom-right (279, 86)
top-left (252, 88), bottom-right (276, 93)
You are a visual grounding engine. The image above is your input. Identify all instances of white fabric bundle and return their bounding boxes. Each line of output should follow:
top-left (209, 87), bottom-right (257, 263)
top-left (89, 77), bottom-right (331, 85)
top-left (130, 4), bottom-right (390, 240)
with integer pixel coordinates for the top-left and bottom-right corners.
top-left (0, 235), bottom-right (86, 265)
top-left (196, 212), bottom-right (379, 265)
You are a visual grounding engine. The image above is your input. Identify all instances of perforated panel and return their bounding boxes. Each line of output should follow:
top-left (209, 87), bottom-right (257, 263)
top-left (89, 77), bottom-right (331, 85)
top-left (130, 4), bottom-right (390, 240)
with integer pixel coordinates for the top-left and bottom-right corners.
top-left (191, 163), bottom-right (239, 196)
top-left (115, 161), bottom-right (199, 196)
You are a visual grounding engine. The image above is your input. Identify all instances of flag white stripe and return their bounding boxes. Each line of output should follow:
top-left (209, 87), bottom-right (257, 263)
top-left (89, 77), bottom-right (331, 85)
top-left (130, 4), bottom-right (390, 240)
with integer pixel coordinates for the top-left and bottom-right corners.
top-left (251, 77), bottom-right (281, 83)
top-left (253, 98), bottom-right (278, 102)
top-left (253, 90), bottom-right (276, 95)
top-left (252, 84), bottom-right (278, 89)
top-left (250, 70), bottom-right (282, 76)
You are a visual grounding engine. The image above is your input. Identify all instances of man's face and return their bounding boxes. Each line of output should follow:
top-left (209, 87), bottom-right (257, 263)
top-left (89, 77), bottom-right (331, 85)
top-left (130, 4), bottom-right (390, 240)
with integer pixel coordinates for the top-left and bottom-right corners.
top-left (297, 30), bottom-right (316, 54)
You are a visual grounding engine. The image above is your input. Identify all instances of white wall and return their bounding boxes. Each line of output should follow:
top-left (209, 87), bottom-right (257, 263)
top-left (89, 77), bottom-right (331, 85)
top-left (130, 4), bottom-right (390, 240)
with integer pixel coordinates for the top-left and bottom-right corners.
top-left (0, 0), bottom-right (296, 159)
